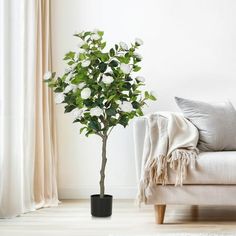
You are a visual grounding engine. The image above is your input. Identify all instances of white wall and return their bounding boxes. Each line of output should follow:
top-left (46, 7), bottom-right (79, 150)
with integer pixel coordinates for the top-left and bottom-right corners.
top-left (51, 0), bottom-right (236, 199)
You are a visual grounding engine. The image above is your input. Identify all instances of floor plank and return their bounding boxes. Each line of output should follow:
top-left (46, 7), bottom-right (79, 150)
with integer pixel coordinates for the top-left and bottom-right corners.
top-left (0, 200), bottom-right (236, 236)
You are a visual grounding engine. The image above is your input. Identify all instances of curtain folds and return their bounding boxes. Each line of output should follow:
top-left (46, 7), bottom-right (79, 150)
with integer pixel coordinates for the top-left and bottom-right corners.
top-left (0, 0), bottom-right (58, 218)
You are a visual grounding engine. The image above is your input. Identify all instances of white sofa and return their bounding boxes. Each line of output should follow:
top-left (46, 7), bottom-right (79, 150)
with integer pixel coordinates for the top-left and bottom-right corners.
top-left (133, 117), bottom-right (236, 224)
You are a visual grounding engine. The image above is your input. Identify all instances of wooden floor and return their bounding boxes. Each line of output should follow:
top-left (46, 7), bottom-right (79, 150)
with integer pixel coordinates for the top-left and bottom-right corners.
top-left (1, 200), bottom-right (236, 236)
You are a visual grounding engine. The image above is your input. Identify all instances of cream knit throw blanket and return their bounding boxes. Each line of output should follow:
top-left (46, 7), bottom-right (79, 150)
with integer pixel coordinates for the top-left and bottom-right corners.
top-left (138, 112), bottom-right (199, 203)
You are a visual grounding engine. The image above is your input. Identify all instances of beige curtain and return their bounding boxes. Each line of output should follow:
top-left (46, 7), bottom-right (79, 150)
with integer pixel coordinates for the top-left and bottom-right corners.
top-left (34, 0), bottom-right (59, 207)
top-left (0, 0), bottom-right (58, 218)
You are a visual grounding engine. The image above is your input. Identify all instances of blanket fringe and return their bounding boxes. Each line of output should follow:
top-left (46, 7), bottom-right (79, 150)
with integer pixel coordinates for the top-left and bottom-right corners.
top-left (138, 149), bottom-right (198, 204)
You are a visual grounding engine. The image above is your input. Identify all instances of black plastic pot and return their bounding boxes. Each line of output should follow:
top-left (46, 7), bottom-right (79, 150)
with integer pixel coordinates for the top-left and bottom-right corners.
top-left (90, 194), bottom-right (113, 217)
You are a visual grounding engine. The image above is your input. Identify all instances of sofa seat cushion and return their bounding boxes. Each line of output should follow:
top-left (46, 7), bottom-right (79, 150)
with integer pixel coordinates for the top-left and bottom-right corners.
top-left (167, 151), bottom-right (236, 185)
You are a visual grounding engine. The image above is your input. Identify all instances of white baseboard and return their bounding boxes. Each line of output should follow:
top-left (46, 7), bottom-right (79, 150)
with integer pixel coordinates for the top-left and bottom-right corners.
top-left (59, 186), bottom-right (137, 199)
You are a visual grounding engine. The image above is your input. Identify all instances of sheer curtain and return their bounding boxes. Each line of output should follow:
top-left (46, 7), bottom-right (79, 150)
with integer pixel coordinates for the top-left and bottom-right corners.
top-left (0, 0), bottom-right (58, 218)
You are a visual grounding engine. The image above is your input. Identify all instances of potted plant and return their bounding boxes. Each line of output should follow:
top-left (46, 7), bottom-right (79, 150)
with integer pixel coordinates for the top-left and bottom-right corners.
top-left (44, 29), bottom-right (156, 217)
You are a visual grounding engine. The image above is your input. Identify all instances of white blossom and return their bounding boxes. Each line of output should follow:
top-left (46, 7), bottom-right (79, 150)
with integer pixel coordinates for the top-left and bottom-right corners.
top-left (136, 76), bottom-right (145, 82)
top-left (65, 73), bottom-right (73, 84)
top-left (71, 64), bottom-right (77, 70)
top-left (116, 100), bottom-right (122, 105)
top-left (78, 48), bottom-right (86, 54)
top-left (72, 108), bottom-right (83, 119)
top-left (119, 41), bottom-right (128, 50)
top-left (74, 53), bottom-right (79, 61)
top-left (55, 93), bottom-right (65, 104)
top-left (64, 84), bottom-right (73, 93)
top-left (81, 60), bottom-right (91, 67)
top-left (64, 84), bottom-right (77, 93)
top-left (43, 71), bottom-right (52, 80)
top-left (91, 33), bottom-right (100, 41)
top-left (81, 87), bottom-right (91, 99)
top-left (90, 106), bottom-right (103, 117)
top-left (77, 38), bottom-right (86, 48)
top-left (135, 38), bottom-right (144, 46)
top-left (120, 63), bottom-right (132, 74)
top-left (119, 101), bottom-right (133, 113)
top-left (102, 75), bottom-right (114, 84)
top-left (65, 67), bottom-right (72, 73)
top-left (133, 52), bottom-right (142, 60)
top-left (78, 82), bottom-right (86, 89)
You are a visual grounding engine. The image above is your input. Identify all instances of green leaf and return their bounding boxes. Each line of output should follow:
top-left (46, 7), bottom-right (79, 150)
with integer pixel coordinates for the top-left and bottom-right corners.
top-left (123, 82), bottom-right (132, 90)
top-left (136, 108), bottom-right (144, 116)
top-left (80, 127), bottom-right (87, 134)
top-left (109, 48), bottom-right (115, 57)
top-left (149, 95), bottom-right (157, 101)
top-left (85, 129), bottom-right (95, 137)
top-left (54, 87), bottom-right (63, 93)
top-left (88, 120), bottom-right (101, 131)
top-left (119, 115), bottom-right (129, 127)
top-left (133, 66), bottom-right (141, 72)
top-left (106, 107), bottom-right (116, 116)
top-left (83, 99), bottom-right (93, 107)
top-left (64, 51), bottom-right (75, 60)
top-left (132, 101), bottom-right (140, 109)
top-left (79, 53), bottom-right (86, 60)
top-left (97, 31), bottom-right (104, 37)
top-left (107, 94), bottom-right (116, 102)
top-left (115, 44), bottom-right (118, 50)
top-left (99, 62), bottom-right (107, 73)
top-left (64, 105), bottom-right (76, 113)
top-left (101, 42), bottom-right (106, 49)
top-left (68, 61), bottom-right (74, 65)
top-left (109, 60), bottom-right (118, 67)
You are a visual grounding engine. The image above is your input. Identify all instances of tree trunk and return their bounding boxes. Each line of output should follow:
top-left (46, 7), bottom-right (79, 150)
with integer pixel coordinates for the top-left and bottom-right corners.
top-left (99, 135), bottom-right (108, 198)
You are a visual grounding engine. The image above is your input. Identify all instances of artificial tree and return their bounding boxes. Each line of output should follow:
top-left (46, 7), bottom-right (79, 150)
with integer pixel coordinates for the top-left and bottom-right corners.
top-left (44, 30), bottom-right (156, 199)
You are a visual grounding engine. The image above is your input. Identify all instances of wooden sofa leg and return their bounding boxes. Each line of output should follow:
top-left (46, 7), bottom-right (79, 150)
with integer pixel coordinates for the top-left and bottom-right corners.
top-left (154, 205), bottom-right (166, 224)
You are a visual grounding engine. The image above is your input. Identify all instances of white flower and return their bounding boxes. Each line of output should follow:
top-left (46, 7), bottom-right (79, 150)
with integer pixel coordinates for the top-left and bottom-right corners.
top-left (78, 48), bottom-right (86, 54)
top-left (81, 60), bottom-right (90, 67)
top-left (133, 52), bottom-right (142, 60)
top-left (65, 73), bottom-right (73, 83)
top-left (64, 84), bottom-right (73, 93)
top-left (81, 87), bottom-right (91, 99)
top-left (65, 67), bottom-right (72, 73)
top-left (136, 76), bottom-right (145, 82)
top-left (120, 63), bottom-right (132, 74)
top-left (78, 82), bottom-right (86, 89)
top-left (72, 108), bottom-right (83, 119)
top-left (91, 33), bottom-right (100, 41)
top-left (74, 53), bottom-right (79, 61)
top-left (90, 106), bottom-right (103, 117)
top-left (54, 93), bottom-right (65, 104)
top-left (119, 101), bottom-right (133, 113)
top-left (102, 75), bottom-right (114, 84)
top-left (77, 38), bottom-right (86, 48)
top-left (135, 38), bottom-right (144, 46)
top-left (122, 91), bottom-right (129, 95)
top-left (119, 42), bottom-right (128, 50)
top-left (64, 84), bottom-right (77, 93)
top-left (116, 100), bottom-right (122, 105)
top-left (43, 71), bottom-right (52, 80)
top-left (71, 64), bottom-right (77, 70)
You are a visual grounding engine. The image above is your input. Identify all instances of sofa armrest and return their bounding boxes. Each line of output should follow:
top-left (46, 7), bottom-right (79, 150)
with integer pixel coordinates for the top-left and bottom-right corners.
top-left (133, 117), bottom-right (146, 183)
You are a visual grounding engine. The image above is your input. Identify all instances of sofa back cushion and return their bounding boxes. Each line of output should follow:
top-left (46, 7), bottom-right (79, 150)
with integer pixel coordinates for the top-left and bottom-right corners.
top-left (175, 97), bottom-right (236, 151)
